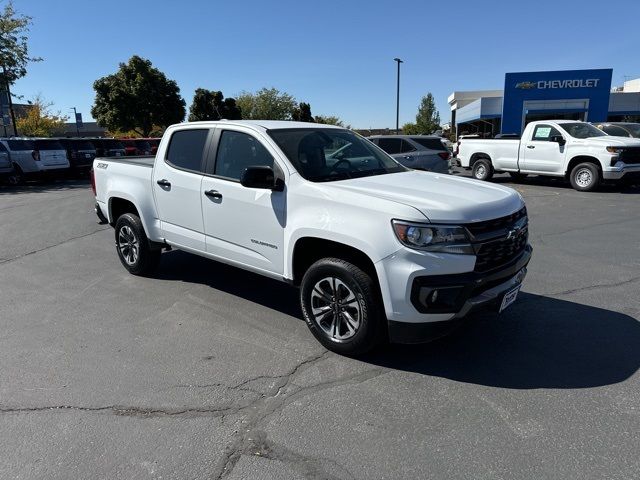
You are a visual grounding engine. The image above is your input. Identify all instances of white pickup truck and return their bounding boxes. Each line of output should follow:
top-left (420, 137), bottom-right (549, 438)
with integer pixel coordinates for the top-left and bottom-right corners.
top-left (457, 120), bottom-right (640, 191)
top-left (92, 120), bottom-right (532, 355)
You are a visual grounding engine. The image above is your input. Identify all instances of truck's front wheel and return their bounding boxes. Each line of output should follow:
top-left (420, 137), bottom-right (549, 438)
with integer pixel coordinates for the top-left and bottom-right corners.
top-left (569, 162), bottom-right (600, 192)
top-left (300, 258), bottom-right (384, 356)
top-left (472, 158), bottom-right (493, 181)
top-left (114, 213), bottom-right (161, 276)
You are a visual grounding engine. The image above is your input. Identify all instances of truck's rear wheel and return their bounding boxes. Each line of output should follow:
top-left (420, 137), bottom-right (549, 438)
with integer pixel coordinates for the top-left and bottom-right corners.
top-left (300, 258), bottom-right (384, 356)
top-left (569, 162), bottom-right (600, 192)
top-left (472, 158), bottom-right (493, 181)
top-left (114, 213), bottom-right (161, 275)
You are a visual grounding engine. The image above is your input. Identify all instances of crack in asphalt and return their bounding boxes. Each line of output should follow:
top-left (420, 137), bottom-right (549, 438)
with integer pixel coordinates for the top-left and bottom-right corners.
top-left (0, 404), bottom-right (239, 418)
top-left (547, 275), bottom-right (640, 297)
top-left (212, 351), bottom-right (388, 479)
top-left (0, 228), bottom-right (110, 266)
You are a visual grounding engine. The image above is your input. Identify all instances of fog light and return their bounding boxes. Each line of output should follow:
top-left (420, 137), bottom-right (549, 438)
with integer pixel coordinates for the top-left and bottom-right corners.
top-left (429, 290), bottom-right (439, 304)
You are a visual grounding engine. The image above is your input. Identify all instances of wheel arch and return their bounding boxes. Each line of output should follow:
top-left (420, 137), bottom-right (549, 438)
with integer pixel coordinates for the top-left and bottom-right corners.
top-left (469, 152), bottom-right (492, 166)
top-left (565, 155), bottom-right (601, 179)
top-left (108, 197), bottom-right (140, 226)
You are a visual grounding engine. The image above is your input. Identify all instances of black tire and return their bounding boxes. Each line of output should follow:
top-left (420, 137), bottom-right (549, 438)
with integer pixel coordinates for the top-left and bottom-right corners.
top-left (300, 258), bottom-right (385, 356)
top-left (114, 213), bottom-right (161, 276)
top-left (508, 172), bottom-right (528, 181)
top-left (569, 162), bottom-right (600, 192)
top-left (472, 158), bottom-right (493, 181)
top-left (7, 164), bottom-right (23, 185)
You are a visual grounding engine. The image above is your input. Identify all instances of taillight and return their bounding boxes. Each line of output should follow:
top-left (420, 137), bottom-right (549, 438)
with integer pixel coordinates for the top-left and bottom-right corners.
top-left (90, 169), bottom-right (96, 195)
top-left (32, 150), bottom-right (40, 161)
top-left (438, 151), bottom-right (451, 160)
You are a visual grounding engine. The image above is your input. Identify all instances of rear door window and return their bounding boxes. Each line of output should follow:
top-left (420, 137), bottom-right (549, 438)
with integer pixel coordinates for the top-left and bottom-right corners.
top-left (411, 137), bottom-right (447, 151)
top-left (400, 140), bottom-right (415, 153)
top-left (213, 130), bottom-right (273, 181)
top-left (165, 129), bottom-right (209, 172)
top-left (377, 138), bottom-right (402, 154)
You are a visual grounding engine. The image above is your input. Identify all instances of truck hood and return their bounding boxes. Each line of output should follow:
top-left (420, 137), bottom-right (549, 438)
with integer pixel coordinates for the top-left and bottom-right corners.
top-left (573, 136), bottom-right (640, 147)
top-left (324, 171), bottom-right (524, 223)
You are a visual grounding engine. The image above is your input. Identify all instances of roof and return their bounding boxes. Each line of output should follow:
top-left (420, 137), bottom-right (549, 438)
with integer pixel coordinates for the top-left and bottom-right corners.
top-left (368, 134), bottom-right (443, 139)
top-left (179, 120), bottom-right (344, 130)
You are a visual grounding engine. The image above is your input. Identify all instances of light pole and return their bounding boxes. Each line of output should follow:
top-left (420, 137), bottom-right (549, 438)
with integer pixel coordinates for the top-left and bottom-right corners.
top-left (70, 107), bottom-right (80, 136)
top-left (393, 58), bottom-right (403, 134)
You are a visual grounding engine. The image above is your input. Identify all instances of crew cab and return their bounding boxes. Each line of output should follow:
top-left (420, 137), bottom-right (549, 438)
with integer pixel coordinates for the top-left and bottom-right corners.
top-left (457, 120), bottom-right (640, 191)
top-left (92, 120), bottom-right (532, 355)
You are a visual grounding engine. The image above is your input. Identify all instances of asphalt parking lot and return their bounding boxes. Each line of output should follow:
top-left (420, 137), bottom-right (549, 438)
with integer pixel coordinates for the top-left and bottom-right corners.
top-left (1, 171), bottom-right (639, 480)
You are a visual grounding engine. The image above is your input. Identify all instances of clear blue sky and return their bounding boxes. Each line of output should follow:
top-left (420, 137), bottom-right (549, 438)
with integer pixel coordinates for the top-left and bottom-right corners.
top-left (11, 0), bottom-right (640, 128)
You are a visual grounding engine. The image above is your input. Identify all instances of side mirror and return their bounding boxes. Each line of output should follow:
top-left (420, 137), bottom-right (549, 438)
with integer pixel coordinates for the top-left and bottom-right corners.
top-left (240, 166), bottom-right (283, 191)
top-left (550, 135), bottom-right (566, 146)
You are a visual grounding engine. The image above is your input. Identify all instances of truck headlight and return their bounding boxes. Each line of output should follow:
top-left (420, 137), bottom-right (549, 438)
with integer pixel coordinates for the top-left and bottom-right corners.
top-left (606, 146), bottom-right (625, 153)
top-left (392, 220), bottom-right (473, 254)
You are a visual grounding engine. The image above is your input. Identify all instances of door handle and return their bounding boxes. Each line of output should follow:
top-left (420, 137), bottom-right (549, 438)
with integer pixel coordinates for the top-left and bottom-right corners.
top-left (204, 189), bottom-right (223, 200)
top-left (403, 155), bottom-right (413, 160)
top-left (156, 179), bottom-right (171, 187)
top-left (526, 145), bottom-right (535, 149)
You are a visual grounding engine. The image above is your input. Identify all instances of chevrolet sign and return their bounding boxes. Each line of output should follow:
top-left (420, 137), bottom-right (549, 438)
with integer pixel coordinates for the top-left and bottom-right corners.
top-left (516, 79), bottom-right (601, 90)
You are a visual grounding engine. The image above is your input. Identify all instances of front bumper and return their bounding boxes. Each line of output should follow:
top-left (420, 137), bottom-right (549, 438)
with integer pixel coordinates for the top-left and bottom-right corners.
top-left (384, 245), bottom-right (532, 344)
top-left (603, 163), bottom-right (640, 181)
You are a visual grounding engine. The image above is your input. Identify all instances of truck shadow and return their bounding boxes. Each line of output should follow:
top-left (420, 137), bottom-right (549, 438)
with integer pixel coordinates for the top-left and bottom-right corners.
top-left (157, 251), bottom-right (639, 389)
top-left (363, 292), bottom-right (640, 389)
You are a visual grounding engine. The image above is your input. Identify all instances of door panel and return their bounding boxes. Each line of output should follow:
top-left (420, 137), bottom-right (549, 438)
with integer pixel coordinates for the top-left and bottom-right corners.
top-left (521, 124), bottom-right (566, 173)
top-left (152, 128), bottom-right (210, 251)
top-left (201, 128), bottom-right (285, 274)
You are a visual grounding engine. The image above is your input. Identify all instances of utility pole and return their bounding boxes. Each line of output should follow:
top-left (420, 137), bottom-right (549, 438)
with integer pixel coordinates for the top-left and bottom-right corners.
top-left (394, 58), bottom-right (403, 134)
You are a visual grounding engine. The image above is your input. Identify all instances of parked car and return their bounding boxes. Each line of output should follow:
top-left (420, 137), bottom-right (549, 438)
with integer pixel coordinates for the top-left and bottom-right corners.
top-left (0, 137), bottom-right (70, 182)
top-left (59, 138), bottom-right (97, 174)
top-left (0, 141), bottom-right (15, 183)
top-left (457, 120), bottom-right (640, 191)
top-left (146, 138), bottom-right (160, 155)
top-left (90, 138), bottom-right (126, 157)
top-left (92, 120), bottom-right (531, 355)
top-left (368, 135), bottom-right (451, 173)
top-left (593, 122), bottom-right (640, 138)
top-left (120, 139), bottom-right (153, 156)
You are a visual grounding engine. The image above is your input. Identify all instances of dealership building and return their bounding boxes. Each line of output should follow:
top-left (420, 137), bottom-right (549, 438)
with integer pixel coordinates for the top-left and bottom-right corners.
top-left (448, 69), bottom-right (640, 137)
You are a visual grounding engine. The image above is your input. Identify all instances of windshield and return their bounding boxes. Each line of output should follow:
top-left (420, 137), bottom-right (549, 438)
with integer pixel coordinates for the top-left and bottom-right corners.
top-left (268, 128), bottom-right (407, 182)
top-left (559, 123), bottom-right (607, 139)
top-left (620, 124), bottom-right (640, 138)
top-left (104, 140), bottom-right (125, 149)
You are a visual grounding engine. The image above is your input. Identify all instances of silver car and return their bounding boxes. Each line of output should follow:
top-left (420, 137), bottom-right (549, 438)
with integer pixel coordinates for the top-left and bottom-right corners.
top-left (369, 135), bottom-right (451, 173)
top-left (0, 141), bottom-right (15, 183)
top-left (0, 137), bottom-right (69, 181)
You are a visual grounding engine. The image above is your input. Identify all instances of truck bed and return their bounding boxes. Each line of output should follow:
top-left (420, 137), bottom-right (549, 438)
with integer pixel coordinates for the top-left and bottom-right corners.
top-left (95, 155), bottom-right (155, 168)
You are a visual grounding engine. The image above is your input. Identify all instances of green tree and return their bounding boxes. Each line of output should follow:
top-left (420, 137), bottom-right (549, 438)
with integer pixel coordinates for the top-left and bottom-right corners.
top-left (0, 1), bottom-right (42, 135)
top-left (236, 87), bottom-right (297, 120)
top-left (413, 93), bottom-right (441, 134)
top-left (0, 2), bottom-right (41, 84)
top-left (91, 55), bottom-right (186, 137)
top-left (291, 102), bottom-right (314, 122)
top-left (188, 88), bottom-right (241, 121)
top-left (401, 122), bottom-right (422, 135)
top-left (314, 114), bottom-right (345, 127)
top-left (15, 95), bottom-right (67, 137)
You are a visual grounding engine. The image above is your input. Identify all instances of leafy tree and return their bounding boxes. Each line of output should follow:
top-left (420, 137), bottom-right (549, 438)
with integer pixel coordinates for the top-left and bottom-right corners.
top-left (291, 102), bottom-right (314, 122)
top-left (0, 1), bottom-right (42, 134)
top-left (91, 55), bottom-right (186, 137)
top-left (15, 95), bottom-right (67, 137)
top-left (314, 115), bottom-right (345, 127)
top-left (188, 88), bottom-right (241, 121)
top-left (402, 123), bottom-right (422, 135)
top-left (0, 2), bottom-right (41, 84)
top-left (236, 87), bottom-right (297, 120)
top-left (413, 93), bottom-right (441, 134)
